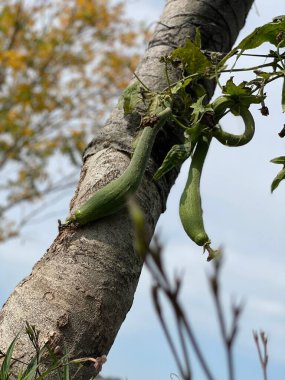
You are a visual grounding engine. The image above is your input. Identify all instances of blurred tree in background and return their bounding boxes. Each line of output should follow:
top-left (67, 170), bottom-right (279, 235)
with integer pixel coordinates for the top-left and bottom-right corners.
top-left (0, 0), bottom-right (147, 241)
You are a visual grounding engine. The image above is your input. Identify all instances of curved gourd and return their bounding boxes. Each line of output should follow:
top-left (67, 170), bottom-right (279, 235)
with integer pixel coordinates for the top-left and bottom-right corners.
top-left (66, 107), bottom-right (172, 225)
top-left (213, 106), bottom-right (255, 147)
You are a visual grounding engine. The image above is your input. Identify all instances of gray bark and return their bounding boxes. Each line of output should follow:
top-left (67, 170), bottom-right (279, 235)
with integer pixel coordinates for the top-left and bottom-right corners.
top-left (0, 0), bottom-right (254, 378)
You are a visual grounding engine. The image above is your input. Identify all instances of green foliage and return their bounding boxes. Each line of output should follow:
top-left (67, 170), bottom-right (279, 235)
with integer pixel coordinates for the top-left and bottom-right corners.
top-left (154, 143), bottom-right (192, 180)
top-left (0, 323), bottom-right (109, 379)
top-left (171, 38), bottom-right (213, 75)
top-left (270, 156), bottom-right (285, 192)
top-left (271, 168), bottom-right (285, 193)
top-left (222, 77), bottom-right (251, 96)
top-left (220, 78), bottom-right (264, 115)
top-left (118, 80), bottom-right (141, 114)
top-left (219, 16), bottom-right (285, 66)
top-left (270, 156), bottom-right (285, 164)
top-left (118, 15), bottom-right (285, 254)
top-left (0, 335), bottom-right (19, 380)
top-left (238, 18), bottom-right (285, 50)
top-left (189, 95), bottom-right (213, 123)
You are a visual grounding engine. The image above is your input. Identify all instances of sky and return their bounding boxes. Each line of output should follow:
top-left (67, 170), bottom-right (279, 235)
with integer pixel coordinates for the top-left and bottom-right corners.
top-left (1, 1), bottom-right (285, 379)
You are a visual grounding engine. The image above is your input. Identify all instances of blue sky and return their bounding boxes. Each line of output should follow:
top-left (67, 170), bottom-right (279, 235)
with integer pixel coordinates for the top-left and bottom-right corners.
top-left (1, 1), bottom-right (285, 379)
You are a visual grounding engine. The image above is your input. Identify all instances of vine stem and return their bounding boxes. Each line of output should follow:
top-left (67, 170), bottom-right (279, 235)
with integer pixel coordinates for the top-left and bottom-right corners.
top-left (133, 72), bottom-right (152, 92)
top-left (220, 62), bottom-right (276, 73)
top-left (238, 52), bottom-right (285, 58)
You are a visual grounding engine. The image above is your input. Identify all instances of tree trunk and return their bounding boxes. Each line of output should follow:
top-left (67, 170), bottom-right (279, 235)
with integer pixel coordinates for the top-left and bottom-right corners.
top-left (0, 0), bottom-right (254, 378)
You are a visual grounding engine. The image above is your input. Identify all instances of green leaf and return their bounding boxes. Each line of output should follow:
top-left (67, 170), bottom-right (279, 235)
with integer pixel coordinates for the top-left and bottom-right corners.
top-left (222, 78), bottom-right (251, 96)
top-left (185, 123), bottom-right (202, 142)
top-left (171, 39), bottom-right (213, 75)
top-left (238, 19), bottom-right (285, 51)
top-left (20, 343), bottom-right (49, 380)
top-left (63, 361), bottom-right (70, 380)
top-left (118, 80), bottom-right (141, 114)
top-left (21, 362), bottom-right (38, 380)
top-left (148, 94), bottom-right (162, 115)
top-left (191, 95), bottom-right (207, 114)
top-left (128, 199), bottom-right (147, 258)
top-left (194, 27), bottom-right (202, 48)
top-left (218, 18), bottom-right (285, 67)
top-left (254, 70), bottom-right (273, 79)
top-left (190, 95), bottom-right (213, 123)
top-left (147, 93), bottom-right (172, 115)
top-left (271, 167), bottom-right (285, 192)
top-left (222, 78), bottom-right (264, 111)
top-left (191, 83), bottom-right (207, 98)
top-left (270, 156), bottom-right (285, 164)
top-left (154, 142), bottom-right (192, 179)
top-left (20, 350), bottom-right (43, 380)
top-left (62, 351), bottom-right (70, 380)
top-left (228, 95), bottom-right (263, 115)
top-left (170, 77), bottom-right (192, 95)
top-left (240, 95), bottom-right (264, 106)
top-left (282, 76), bottom-right (285, 113)
top-left (17, 368), bottom-right (23, 380)
top-left (0, 334), bottom-right (19, 380)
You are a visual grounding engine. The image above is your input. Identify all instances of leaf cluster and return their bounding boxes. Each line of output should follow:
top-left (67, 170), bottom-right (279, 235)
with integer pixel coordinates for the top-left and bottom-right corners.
top-left (120, 17), bottom-right (285, 255)
top-left (121, 18), bottom-right (285, 191)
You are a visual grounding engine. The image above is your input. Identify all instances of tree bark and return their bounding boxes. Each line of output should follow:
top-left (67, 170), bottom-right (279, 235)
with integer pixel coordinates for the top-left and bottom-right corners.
top-left (0, 0), bottom-right (254, 378)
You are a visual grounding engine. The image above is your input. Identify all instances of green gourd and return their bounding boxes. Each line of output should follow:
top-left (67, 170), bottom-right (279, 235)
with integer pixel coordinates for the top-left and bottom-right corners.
top-left (179, 134), bottom-right (211, 247)
top-left (213, 106), bottom-right (255, 147)
top-left (65, 107), bottom-right (172, 226)
top-left (179, 97), bottom-right (254, 260)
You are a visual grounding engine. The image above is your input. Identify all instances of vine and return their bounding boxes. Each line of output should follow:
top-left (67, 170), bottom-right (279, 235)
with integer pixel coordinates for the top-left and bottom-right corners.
top-left (119, 16), bottom-right (285, 260)
top-left (67, 16), bottom-right (285, 261)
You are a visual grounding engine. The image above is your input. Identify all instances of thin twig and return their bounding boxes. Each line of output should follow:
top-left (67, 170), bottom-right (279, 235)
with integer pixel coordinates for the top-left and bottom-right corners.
top-left (253, 330), bottom-right (269, 380)
top-left (209, 259), bottom-right (242, 380)
top-left (220, 61), bottom-right (276, 73)
top-left (152, 286), bottom-right (188, 379)
top-left (181, 307), bottom-right (216, 380)
top-left (146, 249), bottom-right (215, 380)
top-left (133, 72), bottom-right (152, 92)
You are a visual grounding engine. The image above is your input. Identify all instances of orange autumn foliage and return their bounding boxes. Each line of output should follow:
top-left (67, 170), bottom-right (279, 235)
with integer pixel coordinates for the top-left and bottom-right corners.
top-left (0, 0), bottom-right (148, 241)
